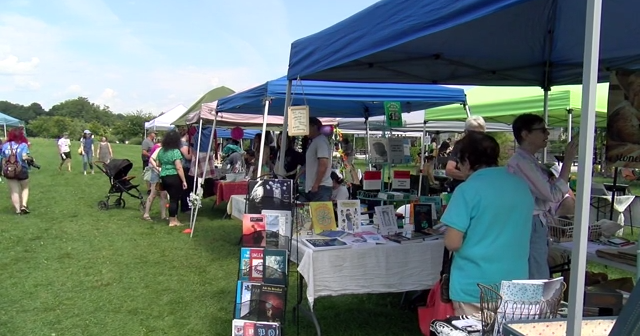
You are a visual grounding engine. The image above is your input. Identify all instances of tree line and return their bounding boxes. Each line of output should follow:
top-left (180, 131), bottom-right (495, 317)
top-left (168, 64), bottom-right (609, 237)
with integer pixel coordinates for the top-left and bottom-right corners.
top-left (0, 97), bottom-right (155, 143)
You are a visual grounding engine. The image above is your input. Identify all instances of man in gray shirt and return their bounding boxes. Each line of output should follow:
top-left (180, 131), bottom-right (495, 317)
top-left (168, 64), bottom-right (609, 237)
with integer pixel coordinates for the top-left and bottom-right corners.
top-left (302, 117), bottom-right (332, 202)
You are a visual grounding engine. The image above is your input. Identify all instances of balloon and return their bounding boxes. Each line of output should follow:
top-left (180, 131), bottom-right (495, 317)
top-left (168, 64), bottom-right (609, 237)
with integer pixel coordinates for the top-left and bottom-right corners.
top-left (231, 126), bottom-right (244, 140)
top-left (320, 125), bottom-right (334, 136)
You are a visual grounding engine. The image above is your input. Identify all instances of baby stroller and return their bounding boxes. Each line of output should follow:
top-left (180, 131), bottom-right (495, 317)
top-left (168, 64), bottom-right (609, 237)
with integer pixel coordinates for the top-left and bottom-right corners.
top-left (95, 159), bottom-right (145, 211)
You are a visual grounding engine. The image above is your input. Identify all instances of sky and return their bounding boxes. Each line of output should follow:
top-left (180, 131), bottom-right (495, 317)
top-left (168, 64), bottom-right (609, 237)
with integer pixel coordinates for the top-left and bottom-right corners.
top-left (0, 0), bottom-right (381, 115)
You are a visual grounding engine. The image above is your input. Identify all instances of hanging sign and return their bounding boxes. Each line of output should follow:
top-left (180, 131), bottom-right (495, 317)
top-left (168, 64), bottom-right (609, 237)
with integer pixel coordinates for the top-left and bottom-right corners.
top-left (287, 105), bottom-right (310, 136)
top-left (606, 70), bottom-right (640, 168)
top-left (384, 101), bottom-right (403, 127)
top-left (391, 170), bottom-right (411, 189)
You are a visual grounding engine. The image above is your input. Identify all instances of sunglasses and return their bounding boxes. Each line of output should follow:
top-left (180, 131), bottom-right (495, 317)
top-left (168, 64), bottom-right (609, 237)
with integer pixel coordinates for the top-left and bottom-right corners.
top-left (530, 126), bottom-right (550, 133)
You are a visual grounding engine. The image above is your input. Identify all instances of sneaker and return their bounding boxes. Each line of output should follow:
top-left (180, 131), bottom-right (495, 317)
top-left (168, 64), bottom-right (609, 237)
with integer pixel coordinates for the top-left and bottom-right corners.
top-left (20, 206), bottom-right (30, 214)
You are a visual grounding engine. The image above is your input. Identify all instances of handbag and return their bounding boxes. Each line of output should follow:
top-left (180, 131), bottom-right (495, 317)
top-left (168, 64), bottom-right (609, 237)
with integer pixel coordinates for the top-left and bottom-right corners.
top-left (417, 280), bottom-right (455, 335)
top-left (441, 247), bottom-right (453, 303)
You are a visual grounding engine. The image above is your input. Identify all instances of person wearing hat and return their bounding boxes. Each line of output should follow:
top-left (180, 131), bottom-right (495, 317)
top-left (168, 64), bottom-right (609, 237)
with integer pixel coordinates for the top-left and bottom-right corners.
top-left (80, 130), bottom-right (95, 175)
top-left (57, 132), bottom-right (72, 171)
top-left (300, 117), bottom-right (333, 202)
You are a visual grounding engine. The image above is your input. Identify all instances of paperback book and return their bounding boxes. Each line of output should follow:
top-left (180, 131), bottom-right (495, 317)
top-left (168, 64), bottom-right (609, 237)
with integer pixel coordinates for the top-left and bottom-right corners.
top-left (336, 199), bottom-right (361, 232)
top-left (242, 214), bottom-right (266, 247)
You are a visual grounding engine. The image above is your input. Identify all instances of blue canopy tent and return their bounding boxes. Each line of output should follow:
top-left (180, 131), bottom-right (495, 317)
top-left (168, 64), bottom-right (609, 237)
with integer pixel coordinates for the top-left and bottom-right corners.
top-left (286, 0), bottom-right (636, 333)
top-left (216, 76), bottom-right (467, 119)
top-left (0, 112), bottom-right (23, 138)
top-left (191, 127), bottom-right (259, 153)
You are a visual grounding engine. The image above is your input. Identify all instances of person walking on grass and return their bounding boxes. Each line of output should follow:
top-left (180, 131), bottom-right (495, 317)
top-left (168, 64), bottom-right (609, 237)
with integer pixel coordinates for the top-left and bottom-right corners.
top-left (144, 143), bottom-right (168, 221)
top-left (153, 130), bottom-right (187, 227)
top-left (80, 130), bottom-right (95, 175)
top-left (57, 132), bottom-right (72, 172)
top-left (1, 128), bottom-right (31, 215)
top-left (97, 136), bottom-right (113, 164)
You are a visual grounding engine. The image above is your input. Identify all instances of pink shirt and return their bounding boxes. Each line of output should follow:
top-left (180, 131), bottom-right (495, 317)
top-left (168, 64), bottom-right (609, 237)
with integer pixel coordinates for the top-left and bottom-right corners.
top-left (149, 144), bottom-right (161, 156)
top-left (506, 148), bottom-right (569, 216)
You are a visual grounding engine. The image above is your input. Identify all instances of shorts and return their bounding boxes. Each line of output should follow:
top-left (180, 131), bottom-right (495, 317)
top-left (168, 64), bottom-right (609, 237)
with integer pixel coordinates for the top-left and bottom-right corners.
top-left (61, 152), bottom-right (71, 160)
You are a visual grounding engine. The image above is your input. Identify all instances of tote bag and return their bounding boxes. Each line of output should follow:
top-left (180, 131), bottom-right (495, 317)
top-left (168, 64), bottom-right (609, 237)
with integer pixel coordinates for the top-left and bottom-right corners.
top-left (418, 280), bottom-right (455, 335)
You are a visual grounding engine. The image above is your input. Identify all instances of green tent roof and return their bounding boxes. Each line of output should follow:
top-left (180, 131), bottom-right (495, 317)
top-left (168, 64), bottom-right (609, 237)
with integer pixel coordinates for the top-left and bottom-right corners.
top-left (173, 86), bottom-right (235, 125)
top-left (426, 84), bottom-right (609, 127)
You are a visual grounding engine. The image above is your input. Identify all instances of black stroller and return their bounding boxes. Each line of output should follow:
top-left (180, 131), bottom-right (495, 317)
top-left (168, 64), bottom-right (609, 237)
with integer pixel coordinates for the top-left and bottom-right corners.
top-left (95, 159), bottom-right (145, 211)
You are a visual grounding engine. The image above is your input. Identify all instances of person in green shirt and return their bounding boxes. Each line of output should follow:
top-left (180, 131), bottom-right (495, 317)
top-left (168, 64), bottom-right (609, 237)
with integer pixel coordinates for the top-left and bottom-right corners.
top-left (154, 130), bottom-right (188, 226)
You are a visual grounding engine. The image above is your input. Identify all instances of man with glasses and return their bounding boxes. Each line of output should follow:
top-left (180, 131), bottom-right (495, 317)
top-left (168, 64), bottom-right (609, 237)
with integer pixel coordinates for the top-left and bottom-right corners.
top-left (507, 113), bottom-right (578, 280)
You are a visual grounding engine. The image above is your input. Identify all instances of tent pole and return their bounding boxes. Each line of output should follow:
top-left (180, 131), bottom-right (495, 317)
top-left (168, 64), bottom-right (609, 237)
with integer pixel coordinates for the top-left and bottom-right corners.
top-left (257, 100), bottom-right (271, 179)
top-left (191, 114), bottom-right (218, 238)
top-left (463, 103), bottom-right (471, 118)
top-left (417, 121), bottom-right (427, 197)
top-left (566, 0), bottom-right (602, 334)
top-left (190, 114), bottom-right (205, 222)
top-left (365, 119), bottom-right (372, 170)
top-left (277, 80), bottom-right (292, 176)
top-left (567, 108), bottom-right (573, 141)
top-left (542, 90), bottom-right (550, 163)
top-left (3, 123), bottom-right (6, 139)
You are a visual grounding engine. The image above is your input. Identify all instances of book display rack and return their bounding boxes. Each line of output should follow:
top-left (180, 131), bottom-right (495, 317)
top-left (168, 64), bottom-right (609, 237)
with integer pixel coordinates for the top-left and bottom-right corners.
top-left (233, 179), bottom-right (295, 336)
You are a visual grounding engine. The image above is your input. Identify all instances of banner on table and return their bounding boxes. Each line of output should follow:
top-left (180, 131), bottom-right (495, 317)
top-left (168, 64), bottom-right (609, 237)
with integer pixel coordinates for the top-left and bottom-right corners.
top-left (606, 70), bottom-right (640, 168)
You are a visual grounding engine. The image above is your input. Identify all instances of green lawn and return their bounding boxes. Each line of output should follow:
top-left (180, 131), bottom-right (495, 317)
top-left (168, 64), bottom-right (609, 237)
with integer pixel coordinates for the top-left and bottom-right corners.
top-left (0, 139), bottom-right (634, 336)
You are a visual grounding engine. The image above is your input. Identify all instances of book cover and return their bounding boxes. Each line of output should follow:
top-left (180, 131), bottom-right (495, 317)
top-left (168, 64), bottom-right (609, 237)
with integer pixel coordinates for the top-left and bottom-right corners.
top-left (254, 323), bottom-right (280, 336)
top-left (242, 214), bottom-right (266, 247)
top-left (248, 248), bottom-right (264, 282)
top-left (387, 137), bottom-right (405, 164)
top-left (263, 249), bottom-right (288, 286)
top-left (374, 205), bottom-right (398, 235)
top-left (310, 202), bottom-right (336, 234)
top-left (243, 321), bottom-right (255, 336)
top-left (294, 204), bottom-right (313, 235)
top-left (302, 238), bottom-right (350, 250)
top-left (247, 179), bottom-right (293, 214)
top-left (336, 199), bottom-right (361, 232)
top-left (232, 319), bottom-right (252, 336)
top-left (258, 284), bottom-right (286, 324)
top-left (238, 248), bottom-right (252, 281)
top-left (235, 281), bottom-right (259, 319)
top-left (368, 138), bottom-right (389, 163)
top-left (261, 210), bottom-right (292, 238)
top-left (419, 196), bottom-right (443, 214)
top-left (262, 213), bottom-right (282, 248)
top-left (247, 283), bottom-right (262, 321)
top-left (410, 203), bottom-right (436, 230)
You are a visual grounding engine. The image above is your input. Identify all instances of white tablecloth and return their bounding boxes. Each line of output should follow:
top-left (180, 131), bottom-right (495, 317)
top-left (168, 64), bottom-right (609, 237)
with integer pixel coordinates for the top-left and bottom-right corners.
top-left (590, 195), bottom-right (637, 226)
top-left (291, 238), bottom-right (444, 309)
top-left (227, 195), bottom-right (246, 220)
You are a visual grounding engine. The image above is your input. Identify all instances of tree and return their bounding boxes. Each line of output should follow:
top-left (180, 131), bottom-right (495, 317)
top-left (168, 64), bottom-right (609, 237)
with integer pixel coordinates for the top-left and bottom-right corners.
top-left (27, 116), bottom-right (86, 138)
top-left (48, 97), bottom-right (116, 126)
top-left (111, 110), bottom-right (154, 142)
top-left (0, 101), bottom-right (48, 122)
top-left (487, 132), bottom-right (515, 166)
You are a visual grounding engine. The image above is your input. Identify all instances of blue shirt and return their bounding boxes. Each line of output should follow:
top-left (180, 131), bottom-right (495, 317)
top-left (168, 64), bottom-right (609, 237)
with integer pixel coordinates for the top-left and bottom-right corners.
top-left (82, 137), bottom-right (94, 152)
top-left (1, 142), bottom-right (30, 169)
top-left (441, 167), bottom-right (534, 303)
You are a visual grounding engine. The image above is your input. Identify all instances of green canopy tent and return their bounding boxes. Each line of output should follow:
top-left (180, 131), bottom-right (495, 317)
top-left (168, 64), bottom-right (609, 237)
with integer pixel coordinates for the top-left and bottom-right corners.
top-left (426, 84), bottom-right (610, 128)
top-left (172, 86), bottom-right (236, 125)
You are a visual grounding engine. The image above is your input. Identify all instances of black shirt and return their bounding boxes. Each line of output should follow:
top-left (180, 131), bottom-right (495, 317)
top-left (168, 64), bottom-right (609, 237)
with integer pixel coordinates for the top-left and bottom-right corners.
top-left (447, 145), bottom-right (464, 192)
top-left (438, 141), bottom-right (450, 155)
top-left (278, 148), bottom-right (305, 180)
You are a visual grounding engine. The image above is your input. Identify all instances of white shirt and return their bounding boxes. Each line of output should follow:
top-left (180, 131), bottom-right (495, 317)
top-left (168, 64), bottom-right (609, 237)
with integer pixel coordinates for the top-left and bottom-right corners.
top-left (304, 135), bottom-right (333, 192)
top-left (332, 185), bottom-right (350, 201)
top-left (58, 138), bottom-right (71, 153)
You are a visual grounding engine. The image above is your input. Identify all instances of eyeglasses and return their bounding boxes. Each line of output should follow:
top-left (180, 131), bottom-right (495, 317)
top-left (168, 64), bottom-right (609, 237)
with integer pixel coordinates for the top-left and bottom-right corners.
top-left (530, 126), bottom-right (549, 133)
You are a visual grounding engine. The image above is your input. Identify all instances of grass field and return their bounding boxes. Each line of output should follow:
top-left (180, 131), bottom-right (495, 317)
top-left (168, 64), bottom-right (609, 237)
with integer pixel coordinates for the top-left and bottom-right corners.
top-left (0, 138), bottom-right (635, 335)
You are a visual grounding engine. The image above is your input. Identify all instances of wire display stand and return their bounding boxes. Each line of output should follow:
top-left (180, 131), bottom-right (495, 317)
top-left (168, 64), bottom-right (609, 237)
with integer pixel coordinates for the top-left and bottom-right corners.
top-left (477, 282), bottom-right (566, 336)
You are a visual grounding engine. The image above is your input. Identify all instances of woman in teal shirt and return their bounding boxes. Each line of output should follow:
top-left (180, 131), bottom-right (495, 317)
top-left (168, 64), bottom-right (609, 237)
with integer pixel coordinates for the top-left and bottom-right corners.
top-left (154, 130), bottom-right (187, 226)
top-left (440, 132), bottom-right (534, 316)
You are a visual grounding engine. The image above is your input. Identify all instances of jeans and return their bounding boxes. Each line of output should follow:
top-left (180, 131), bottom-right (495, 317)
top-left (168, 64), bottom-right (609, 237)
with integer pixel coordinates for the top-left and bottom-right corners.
top-left (529, 215), bottom-right (550, 280)
top-left (299, 185), bottom-right (332, 202)
top-left (82, 151), bottom-right (94, 172)
top-left (161, 174), bottom-right (183, 217)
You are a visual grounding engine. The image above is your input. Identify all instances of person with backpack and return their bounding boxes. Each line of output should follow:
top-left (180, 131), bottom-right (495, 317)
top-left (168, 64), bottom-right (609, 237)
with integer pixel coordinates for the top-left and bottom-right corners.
top-left (1, 127), bottom-right (31, 215)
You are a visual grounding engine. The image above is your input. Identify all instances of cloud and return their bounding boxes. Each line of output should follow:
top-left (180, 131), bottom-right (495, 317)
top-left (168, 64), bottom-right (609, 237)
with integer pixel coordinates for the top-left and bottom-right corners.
top-left (0, 55), bottom-right (39, 74)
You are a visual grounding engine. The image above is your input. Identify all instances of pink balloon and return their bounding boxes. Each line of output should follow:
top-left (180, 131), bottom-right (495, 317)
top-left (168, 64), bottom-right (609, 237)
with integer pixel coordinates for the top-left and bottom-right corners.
top-left (230, 127), bottom-right (244, 140)
top-left (320, 125), bottom-right (334, 136)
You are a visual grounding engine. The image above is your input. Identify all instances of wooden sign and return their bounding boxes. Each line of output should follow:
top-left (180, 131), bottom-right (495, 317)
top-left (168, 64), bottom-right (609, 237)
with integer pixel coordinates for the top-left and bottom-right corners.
top-left (287, 105), bottom-right (310, 136)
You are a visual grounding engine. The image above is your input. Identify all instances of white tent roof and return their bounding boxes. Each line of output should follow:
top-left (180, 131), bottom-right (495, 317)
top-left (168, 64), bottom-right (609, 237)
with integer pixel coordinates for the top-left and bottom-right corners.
top-left (145, 104), bottom-right (188, 131)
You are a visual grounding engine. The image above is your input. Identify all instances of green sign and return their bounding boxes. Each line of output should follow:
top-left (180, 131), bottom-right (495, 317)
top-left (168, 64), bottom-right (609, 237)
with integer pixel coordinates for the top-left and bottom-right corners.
top-left (384, 101), bottom-right (403, 127)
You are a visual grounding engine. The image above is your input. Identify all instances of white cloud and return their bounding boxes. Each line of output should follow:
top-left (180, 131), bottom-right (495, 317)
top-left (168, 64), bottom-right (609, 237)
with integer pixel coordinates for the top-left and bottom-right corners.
top-left (0, 55), bottom-right (39, 74)
top-left (66, 84), bottom-right (82, 94)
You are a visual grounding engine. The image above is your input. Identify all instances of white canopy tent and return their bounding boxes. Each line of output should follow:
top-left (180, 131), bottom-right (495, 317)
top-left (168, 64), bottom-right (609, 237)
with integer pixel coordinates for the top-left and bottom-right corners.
top-left (144, 104), bottom-right (188, 131)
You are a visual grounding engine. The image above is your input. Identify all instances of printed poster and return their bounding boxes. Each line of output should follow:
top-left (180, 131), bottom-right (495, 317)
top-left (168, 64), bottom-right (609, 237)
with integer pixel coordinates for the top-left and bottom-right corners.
top-left (384, 101), bottom-right (403, 127)
top-left (606, 70), bottom-right (640, 168)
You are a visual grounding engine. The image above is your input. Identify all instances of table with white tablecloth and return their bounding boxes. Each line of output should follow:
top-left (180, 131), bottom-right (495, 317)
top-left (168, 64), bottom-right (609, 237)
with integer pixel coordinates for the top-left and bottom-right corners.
top-left (291, 238), bottom-right (444, 309)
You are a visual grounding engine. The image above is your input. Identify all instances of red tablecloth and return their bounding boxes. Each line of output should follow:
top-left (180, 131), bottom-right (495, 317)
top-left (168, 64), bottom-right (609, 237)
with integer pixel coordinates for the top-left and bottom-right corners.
top-left (215, 180), bottom-right (249, 205)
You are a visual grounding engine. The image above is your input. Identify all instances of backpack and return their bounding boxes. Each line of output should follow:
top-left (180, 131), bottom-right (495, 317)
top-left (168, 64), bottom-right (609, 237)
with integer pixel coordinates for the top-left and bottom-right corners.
top-left (3, 144), bottom-right (23, 179)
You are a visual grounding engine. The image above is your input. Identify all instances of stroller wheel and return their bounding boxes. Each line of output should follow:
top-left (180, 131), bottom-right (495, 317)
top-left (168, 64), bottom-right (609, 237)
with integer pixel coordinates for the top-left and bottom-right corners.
top-left (97, 200), bottom-right (109, 211)
top-left (114, 198), bottom-right (126, 209)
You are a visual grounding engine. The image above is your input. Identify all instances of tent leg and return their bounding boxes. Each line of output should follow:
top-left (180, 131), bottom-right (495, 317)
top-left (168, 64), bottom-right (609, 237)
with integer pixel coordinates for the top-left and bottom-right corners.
top-left (567, 109), bottom-right (573, 141)
top-left (365, 119), bottom-right (372, 170)
top-left (277, 80), bottom-right (293, 175)
top-left (257, 100), bottom-right (271, 179)
top-left (418, 122), bottom-right (427, 196)
top-left (566, 0), bottom-right (602, 334)
top-left (189, 116), bottom-right (205, 229)
top-left (191, 115), bottom-right (218, 238)
top-left (463, 103), bottom-right (471, 118)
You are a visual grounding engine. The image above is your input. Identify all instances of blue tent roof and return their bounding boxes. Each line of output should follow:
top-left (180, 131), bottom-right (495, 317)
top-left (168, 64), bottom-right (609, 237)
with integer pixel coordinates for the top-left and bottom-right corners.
top-left (216, 77), bottom-right (466, 118)
top-left (191, 127), bottom-right (259, 152)
top-left (287, 0), bottom-right (640, 87)
top-left (0, 112), bottom-right (22, 126)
